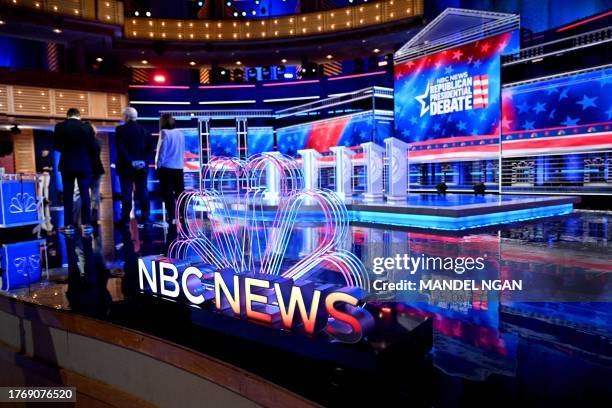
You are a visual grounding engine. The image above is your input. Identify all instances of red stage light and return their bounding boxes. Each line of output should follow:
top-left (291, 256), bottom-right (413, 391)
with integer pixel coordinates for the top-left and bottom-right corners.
top-left (153, 74), bottom-right (166, 83)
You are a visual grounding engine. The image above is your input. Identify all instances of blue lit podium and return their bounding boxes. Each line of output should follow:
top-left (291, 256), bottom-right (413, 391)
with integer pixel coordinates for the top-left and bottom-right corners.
top-left (0, 174), bottom-right (46, 290)
top-left (0, 174), bottom-right (41, 228)
top-left (1, 239), bottom-right (45, 290)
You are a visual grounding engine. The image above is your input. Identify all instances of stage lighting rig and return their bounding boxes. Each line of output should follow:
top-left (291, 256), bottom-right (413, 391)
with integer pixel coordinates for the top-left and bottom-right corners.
top-left (261, 66), bottom-right (271, 80)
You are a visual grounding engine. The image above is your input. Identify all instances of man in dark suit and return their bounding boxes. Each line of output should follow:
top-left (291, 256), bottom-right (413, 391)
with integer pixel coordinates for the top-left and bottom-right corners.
top-left (53, 108), bottom-right (96, 232)
top-left (115, 107), bottom-right (151, 226)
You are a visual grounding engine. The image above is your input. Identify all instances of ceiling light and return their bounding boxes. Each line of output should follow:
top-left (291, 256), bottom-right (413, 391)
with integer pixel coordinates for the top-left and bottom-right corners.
top-left (0, 20), bottom-right (5, 25)
top-left (52, 28), bottom-right (62, 34)
top-left (145, 11), bottom-right (151, 17)
top-left (241, 11), bottom-right (246, 16)
top-left (141, 59), bottom-right (148, 64)
top-left (373, 48), bottom-right (380, 53)
top-left (189, 61), bottom-right (196, 66)
top-left (281, 58), bottom-right (287, 63)
top-left (236, 61), bottom-right (242, 65)
top-left (96, 57), bottom-right (103, 62)
top-left (134, 11), bottom-right (139, 16)
top-left (233, 11), bottom-right (238, 17)
top-left (326, 54), bottom-right (333, 59)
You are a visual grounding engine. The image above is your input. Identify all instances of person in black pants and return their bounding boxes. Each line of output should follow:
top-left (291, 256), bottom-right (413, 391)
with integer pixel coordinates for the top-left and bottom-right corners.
top-left (89, 124), bottom-right (105, 224)
top-left (115, 107), bottom-right (151, 227)
top-left (155, 113), bottom-right (185, 227)
top-left (53, 108), bottom-right (96, 233)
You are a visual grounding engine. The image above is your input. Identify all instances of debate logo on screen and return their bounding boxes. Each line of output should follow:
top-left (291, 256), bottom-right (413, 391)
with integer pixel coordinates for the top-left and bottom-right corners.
top-left (416, 71), bottom-right (489, 117)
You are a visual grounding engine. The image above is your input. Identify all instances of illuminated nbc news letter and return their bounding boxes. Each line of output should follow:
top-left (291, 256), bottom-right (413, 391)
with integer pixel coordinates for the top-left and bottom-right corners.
top-left (138, 154), bottom-right (374, 343)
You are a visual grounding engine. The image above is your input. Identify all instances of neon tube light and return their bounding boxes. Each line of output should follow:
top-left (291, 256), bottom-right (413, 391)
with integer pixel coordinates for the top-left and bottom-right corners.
top-left (130, 101), bottom-right (191, 105)
top-left (263, 96), bottom-right (320, 103)
top-left (129, 85), bottom-right (190, 89)
top-left (263, 80), bottom-right (320, 87)
top-left (327, 71), bottom-right (387, 81)
top-left (198, 84), bottom-right (256, 89)
top-left (198, 100), bottom-right (256, 104)
top-left (556, 10), bottom-right (612, 32)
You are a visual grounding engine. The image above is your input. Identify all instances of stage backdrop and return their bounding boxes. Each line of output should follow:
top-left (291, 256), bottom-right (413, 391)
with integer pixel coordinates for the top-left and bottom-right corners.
top-left (501, 66), bottom-right (612, 156)
top-left (394, 32), bottom-right (518, 162)
top-left (276, 111), bottom-right (392, 156)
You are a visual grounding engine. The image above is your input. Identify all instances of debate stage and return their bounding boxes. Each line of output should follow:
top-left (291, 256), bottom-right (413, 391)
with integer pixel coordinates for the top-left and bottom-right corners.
top-left (230, 194), bottom-right (580, 230)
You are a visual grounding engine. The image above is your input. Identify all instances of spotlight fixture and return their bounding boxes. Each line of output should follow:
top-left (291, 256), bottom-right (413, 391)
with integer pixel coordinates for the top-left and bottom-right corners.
top-left (373, 48), bottom-right (380, 53)
top-left (226, 1), bottom-right (232, 6)
top-left (198, 1), bottom-right (203, 6)
top-left (247, 67), bottom-right (258, 81)
top-left (255, 0), bottom-right (260, 4)
top-left (96, 57), bottom-right (103, 62)
top-left (261, 66), bottom-right (271, 80)
top-left (220, 70), bottom-right (226, 75)
top-left (236, 61), bottom-right (242, 65)
top-left (241, 11), bottom-right (246, 17)
top-left (134, 11), bottom-right (139, 16)
top-left (189, 61), bottom-right (196, 66)
top-left (233, 68), bottom-right (244, 82)
top-left (141, 59), bottom-right (148, 64)
top-left (153, 74), bottom-right (166, 83)
top-left (52, 28), bottom-right (62, 34)
top-left (145, 11), bottom-right (151, 17)
top-left (251, 9), bottom-right (256, 16)
top-left (233, 11), bottom-right (238, 17)
top-left (281, 58), bottom-right (287, 63)
top-left (0, 20), bottom-right (5, 25)
top-left (326, 54), bottom-right (333, 59)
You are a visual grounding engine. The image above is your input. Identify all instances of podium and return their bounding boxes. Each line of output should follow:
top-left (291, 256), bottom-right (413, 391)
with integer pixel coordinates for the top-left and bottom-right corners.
top-left (1, 239), bottom-right (45, 290)
top-left (384, 138), bottom-right (409, 203)
top-left (361, 142), bottom-right (385, 202)
top-left (297, 149), bottom-right (321, 191)
top-left (330, 146), bottom-right (355, 200)
top-left (0, 174), bottom-right (40, 227)
top-left (263, 152), bottom-right (282, 200)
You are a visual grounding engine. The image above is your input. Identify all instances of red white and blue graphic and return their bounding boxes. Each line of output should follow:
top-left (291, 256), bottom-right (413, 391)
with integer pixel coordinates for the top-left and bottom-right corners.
top-left (247, 127), bottom-right (274, 155)
top-left (180, 128), bottom-right (201, 172)
top-left (277, 112), bottom-right (392, 156)
top-left (394, 32), bottom-right (517, 145)
top-left (501, 66), bottom-right (612, 156)
top-left (210, 128), bottom-right (238, 157)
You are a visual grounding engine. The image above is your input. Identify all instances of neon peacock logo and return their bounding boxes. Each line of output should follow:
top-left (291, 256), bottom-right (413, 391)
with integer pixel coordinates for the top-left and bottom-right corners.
top-left (138, 154), bottom-right (375, 343)
top-left (9, 193), bottom-right (37, 214)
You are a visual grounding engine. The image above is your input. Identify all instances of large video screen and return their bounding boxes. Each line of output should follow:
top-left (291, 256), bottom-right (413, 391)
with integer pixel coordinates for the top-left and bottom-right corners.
top-left (210, 128), bottom-right (238, 157)
top-left (394, 32), bottom-right (517, 143)
top-left (276, 112), bottom-right (392, 156)
top-left (247, 127), bottom-right (274, 155)
top-left (501, 66), bottom-right (612, 155)
top-left (179, 128), bottom-right (200, 172)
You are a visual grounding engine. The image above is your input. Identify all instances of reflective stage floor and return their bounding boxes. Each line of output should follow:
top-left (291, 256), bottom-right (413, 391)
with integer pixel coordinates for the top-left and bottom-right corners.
top-left (1, 197), bottom-right (610, 406)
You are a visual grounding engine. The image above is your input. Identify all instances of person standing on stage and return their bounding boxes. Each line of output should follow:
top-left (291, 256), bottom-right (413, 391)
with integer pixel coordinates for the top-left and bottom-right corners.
top-left (53, 108), bottom-right (96, 233)
top-left (36, 148), bottom-right (54, 231)
top-left (155, 113), bottom-right (185, 227)
top-left (89, 123), bottom-right (105, 224)
top-left (36, 148), bottom-right (53, 204)
top-left (115, 107), bottom-right (151, 227)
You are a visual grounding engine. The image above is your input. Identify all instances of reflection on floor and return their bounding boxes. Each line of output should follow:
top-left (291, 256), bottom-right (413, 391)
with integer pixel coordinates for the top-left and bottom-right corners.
top-left (1, 197), bottom-right (610, 405)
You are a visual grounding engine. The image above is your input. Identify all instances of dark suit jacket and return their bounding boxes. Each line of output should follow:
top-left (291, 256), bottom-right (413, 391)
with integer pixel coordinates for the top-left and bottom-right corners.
top-left (92, 137), bottom-right (105, 175)
top-left (114, 121), bottom-right (150, 175)
top-left (53, 118), bottom-right (96, 174)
